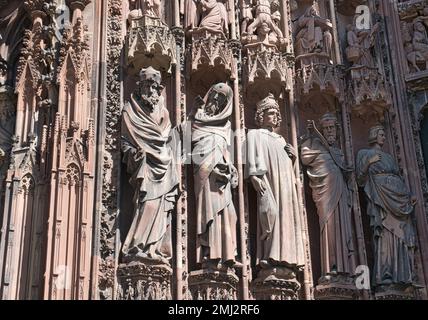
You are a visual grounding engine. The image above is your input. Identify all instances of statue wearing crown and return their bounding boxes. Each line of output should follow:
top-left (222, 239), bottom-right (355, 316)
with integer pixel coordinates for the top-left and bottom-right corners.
top-left (246, 94), bottom-right (305, 272)
top-left (121, 67), bottom-right (179, 265)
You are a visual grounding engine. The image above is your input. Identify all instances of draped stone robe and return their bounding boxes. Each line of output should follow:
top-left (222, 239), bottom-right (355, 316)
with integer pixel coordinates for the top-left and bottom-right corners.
top-left (199, 0), bottom-right (228, 35)
top-left (121, 93), bottom-right (179, 262)
top-left (301, 137), bottom-right (356, 275)
top-left (192, 87), bottom-right (237, 265)
top-left (184, 0), bottom-right (228, 35)
top-left (246, 129), bottom-right (305, 268)
top-left (296, 11), bottom-right (324, 55)
top-left (356, 148), bottom-right (416, 286)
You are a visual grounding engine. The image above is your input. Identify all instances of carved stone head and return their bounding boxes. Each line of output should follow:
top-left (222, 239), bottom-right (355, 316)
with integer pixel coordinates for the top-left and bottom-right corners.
top-left (136, 66), bottom-right (164, 107)
top-left (204, 83), bottom-right (231, 116)
top-left (307, 4), bottom-right (319, 17)
top-left (368, 125), bottom-right (386, 147)
top-left (319, 113), bottom-right (338, 145)
top-left (255, 94), bottom-right (282, 129)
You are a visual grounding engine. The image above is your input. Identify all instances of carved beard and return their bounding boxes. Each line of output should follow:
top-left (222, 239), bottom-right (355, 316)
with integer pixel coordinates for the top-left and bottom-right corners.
top-left (325, 134), bottom-right (336, 145)
top-left (205, 101), bottom-right (219, 116)
top-left (140, 92), bottom-right (160, 111)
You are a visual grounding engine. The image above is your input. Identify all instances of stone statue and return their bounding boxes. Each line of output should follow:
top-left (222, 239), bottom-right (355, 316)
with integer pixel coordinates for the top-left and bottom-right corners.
top-left (401, 19), bottom-right (428, 72)
top-left (300, 113), bottom-right (356, 277)
top-left (411, 20), bottom-right (428, 70)
top-left (240, 0), bottom-right (254, 36)
top-left (192, 83), bottom-right (238, 269)
top-left (121, 67), bottom-right (179, 265)
top-left (401, 21), bottom-right (423, 72)
top-left (129, 0), bottom-right (162, 20)
top-left (245, 0), bottom-right (284, 42)
top-left (295, 5), bottom-right (333, 58)
top-left (346, 21), bottom-right (380, 68)
top-left (184, 0), bottom-right (229, 36)
top-left (246, 94), bottom-right (305, 269)
top-left (356, 126), bottom-right (416, 288)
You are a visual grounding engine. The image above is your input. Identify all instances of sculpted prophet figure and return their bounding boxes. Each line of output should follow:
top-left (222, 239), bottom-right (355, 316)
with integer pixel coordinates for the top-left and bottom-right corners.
top-left (246, 94), bottom-right (305, 269)
top-left (300, 113), bottom-right (356, 277)
top-left (192, 83), bottom-right (238, 269)
top-left (121, 67), bottom-right (179, 265)
top-left (356, 126), bottom-right (416, 287)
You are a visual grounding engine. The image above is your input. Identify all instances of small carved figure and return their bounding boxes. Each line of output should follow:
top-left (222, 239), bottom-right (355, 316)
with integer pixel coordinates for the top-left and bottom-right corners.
top-left (295, 5), bottom-right (333, 58)
top-left (346, 21), bottom-right (380, 68)
top-left (246, 0), bottom-right (284, 42)
top-left (240, 0), bottom-right (254, 36)
top-left (184, 0), bottom-right (229, 36)
top-left (129, 0), bottom-right (162, 20)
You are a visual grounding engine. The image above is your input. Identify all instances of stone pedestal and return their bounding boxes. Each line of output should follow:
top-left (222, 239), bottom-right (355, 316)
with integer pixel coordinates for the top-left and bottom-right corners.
top-left (126, 15), bottom-right (176, 74)
top-left (186, 28), bottom-right (236, 92)
top-left (188, 268), bottom-right (239, 300)
top-left (314, 273), bottom-right (359, 300)
top-left (117, 262), bottom-right (172, 300)
top-left (375, 284), bottom-right (416, 300)
top-left (295, 54), bottom-right (344, 100)
top-left (251, 267), bottom-right (301, 300)
top-left (243, 43), bottom-right (292, 100)
top-left (347, 66), bottom-right (391, 121)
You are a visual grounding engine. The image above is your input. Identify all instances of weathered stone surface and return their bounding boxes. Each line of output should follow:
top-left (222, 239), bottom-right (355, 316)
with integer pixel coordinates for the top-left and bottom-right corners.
top-left (0, 0), bottom-right (428, 301)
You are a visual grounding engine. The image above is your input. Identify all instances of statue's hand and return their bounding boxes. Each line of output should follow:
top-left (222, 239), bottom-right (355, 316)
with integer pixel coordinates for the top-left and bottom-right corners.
top-left (189, 95), bottom-right (204, 120)
top-left (250, 176), bottom-right (267, 196)
top-left (411, 196), bottom-right (418, 206)
top-left (369, 153), bottom-right (381, 165)
top-left (285, 143), bottom-right (297, 160)
top-left (230, 166), bottom-right (239, 189)
top-left (194, 95), bottom-right (205, 108)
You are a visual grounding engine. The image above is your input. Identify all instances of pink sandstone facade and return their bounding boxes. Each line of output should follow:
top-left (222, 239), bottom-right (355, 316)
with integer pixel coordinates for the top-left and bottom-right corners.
top-left (0, 0), bottom-right (427, 300)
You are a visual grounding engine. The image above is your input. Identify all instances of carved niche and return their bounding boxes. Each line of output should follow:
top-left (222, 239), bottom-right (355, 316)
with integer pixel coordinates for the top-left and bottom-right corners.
top-left (126, 0), bottom-right (177, 74)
